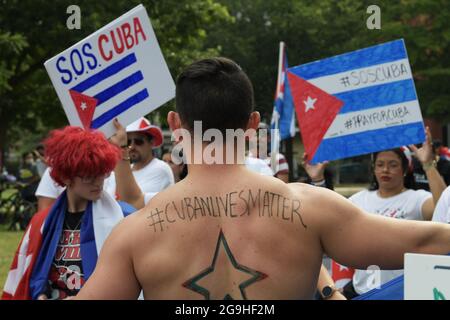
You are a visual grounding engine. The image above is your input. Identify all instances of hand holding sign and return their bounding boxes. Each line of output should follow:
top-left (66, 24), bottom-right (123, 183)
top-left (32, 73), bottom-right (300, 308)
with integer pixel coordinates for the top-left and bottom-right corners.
top-left (408, 126), bottom-right (434, 165)
top-left (301, 152), bottom-right (328, 182)
top-left (109, 118), bottom-right (127, 148)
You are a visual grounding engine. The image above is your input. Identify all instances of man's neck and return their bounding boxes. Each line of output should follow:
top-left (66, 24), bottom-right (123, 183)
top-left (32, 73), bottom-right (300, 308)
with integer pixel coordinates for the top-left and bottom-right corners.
top-left (66, 189), bottom-right (88, 213)
top-left (133, 155), bottom-right (154, 171)
top-left (186, 163), bottom-right (247, 178)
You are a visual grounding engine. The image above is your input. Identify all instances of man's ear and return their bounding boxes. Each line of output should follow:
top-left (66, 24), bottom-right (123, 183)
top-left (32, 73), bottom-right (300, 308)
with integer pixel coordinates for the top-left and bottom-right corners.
top-left (246, 111), bottom-right (260, 131)
top-left (167, 111), bottom-right (182, 132)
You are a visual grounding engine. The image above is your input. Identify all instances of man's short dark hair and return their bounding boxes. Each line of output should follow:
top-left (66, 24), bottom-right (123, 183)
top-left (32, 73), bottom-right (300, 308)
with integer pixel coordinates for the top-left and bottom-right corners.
top-left (176, 57), bottom-right (254, 134)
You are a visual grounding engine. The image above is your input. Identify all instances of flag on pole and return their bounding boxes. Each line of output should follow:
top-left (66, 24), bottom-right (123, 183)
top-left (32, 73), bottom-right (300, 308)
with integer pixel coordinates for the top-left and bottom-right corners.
top-left (270, 42), bottom-right (296, 172)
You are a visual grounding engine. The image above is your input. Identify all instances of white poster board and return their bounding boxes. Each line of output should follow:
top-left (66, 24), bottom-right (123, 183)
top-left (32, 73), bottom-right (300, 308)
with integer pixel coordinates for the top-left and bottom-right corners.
top-left (44, 4), bottom-right (175, 137)
top-left (404, 253), bottom-right (450, 300)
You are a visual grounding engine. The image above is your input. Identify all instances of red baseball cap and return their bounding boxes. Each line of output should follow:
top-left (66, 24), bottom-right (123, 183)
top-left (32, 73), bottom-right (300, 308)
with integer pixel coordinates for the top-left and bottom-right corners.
top-left (126, 117), bottom-right (163, 148)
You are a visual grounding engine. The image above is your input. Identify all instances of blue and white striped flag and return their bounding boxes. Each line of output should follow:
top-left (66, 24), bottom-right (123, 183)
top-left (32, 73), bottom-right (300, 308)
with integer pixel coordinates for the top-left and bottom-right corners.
top-left (271, 42), bottom-right (296, 142)
top-left (288, 39), bottom-right (425, 163)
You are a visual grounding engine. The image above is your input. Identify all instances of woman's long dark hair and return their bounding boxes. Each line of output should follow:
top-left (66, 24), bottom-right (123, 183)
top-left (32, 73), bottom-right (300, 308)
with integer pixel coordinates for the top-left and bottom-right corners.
top-left (368, 148), bottom-right (416, 190)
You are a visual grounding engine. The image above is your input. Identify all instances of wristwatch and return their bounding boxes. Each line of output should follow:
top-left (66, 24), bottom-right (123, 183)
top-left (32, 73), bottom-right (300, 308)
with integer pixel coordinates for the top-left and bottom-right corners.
top-left (321, 285), bottom-right (337, 300)
top-left (422, 160), bottom-right (437, 171)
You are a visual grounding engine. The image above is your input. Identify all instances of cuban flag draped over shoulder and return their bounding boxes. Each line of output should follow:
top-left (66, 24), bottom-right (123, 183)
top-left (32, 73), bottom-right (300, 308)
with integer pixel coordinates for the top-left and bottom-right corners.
top-left (287, 39), bottom-right (426, 164)
top-left (1, 191), bottom-right (134, 300)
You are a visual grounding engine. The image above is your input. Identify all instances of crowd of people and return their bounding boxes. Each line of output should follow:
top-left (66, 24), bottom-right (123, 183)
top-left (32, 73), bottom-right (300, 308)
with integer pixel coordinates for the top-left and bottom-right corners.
top-left (2, 57), bottom-right (450, 300)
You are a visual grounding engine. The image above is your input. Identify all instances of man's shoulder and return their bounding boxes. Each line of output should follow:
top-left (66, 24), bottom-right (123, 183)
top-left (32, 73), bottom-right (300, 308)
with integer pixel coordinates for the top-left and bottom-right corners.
top-left (286, 182), bottom-right (337, 202)
top-left (112, 207), bottom-right (149, 240)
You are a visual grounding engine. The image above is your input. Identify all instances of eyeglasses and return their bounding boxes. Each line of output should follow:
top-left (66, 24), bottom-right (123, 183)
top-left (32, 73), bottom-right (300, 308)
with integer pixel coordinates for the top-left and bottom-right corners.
top-left (374, 161), bottom-right (402, 172)
top-left (127, 138), bottom-right (145, 146)
top-left (79, 172), bottom-right (111, 184)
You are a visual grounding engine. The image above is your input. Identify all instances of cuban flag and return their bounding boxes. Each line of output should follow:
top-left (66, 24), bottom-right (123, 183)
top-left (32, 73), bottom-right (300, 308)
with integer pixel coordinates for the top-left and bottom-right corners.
top-left (331, 261), bottom-right (355, 289)
top-left (271, 42), bottom-right (296, 145)
top-left (287, 39), bottom-right (425, 164)
top-left (70, 52), bottom-right (149, 131)
top-left (270, 42), bottom-right (296, 172)
top-left (440, 146), bottom-right (450, 161)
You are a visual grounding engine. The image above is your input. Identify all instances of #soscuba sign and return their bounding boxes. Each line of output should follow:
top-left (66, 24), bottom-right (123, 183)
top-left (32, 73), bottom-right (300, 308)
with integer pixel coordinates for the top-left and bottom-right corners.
top-left (44, 4), bottom-right (175, 138)
top-left (288, 39), bottom-right (425, 164)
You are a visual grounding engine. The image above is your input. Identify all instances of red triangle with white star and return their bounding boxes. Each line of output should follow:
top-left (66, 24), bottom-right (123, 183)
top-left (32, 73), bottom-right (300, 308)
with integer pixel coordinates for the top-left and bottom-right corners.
top-left (69, 90), bottom-right (98, 130)
top-left (287, 72), bottom-right (344, 160)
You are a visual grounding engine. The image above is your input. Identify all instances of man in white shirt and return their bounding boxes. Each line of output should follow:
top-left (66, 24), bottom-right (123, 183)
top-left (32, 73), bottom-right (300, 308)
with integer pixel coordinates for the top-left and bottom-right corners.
top-left (104, 117), bottom-right (174, 196)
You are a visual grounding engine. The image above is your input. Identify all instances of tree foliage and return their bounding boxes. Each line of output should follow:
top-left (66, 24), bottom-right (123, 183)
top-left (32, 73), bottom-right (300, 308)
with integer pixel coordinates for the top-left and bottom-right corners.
top-left (1, 0), bottom-right (449, 163)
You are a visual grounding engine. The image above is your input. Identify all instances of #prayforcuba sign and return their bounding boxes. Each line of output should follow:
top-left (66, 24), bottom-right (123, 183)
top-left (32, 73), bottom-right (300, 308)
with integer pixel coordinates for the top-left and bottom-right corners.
top-left (405, 253), bottom-right (450, 300)
top-left (287, 39), bottom-right (425, 164)
top-left (44, 4), bottom-right (175, 138)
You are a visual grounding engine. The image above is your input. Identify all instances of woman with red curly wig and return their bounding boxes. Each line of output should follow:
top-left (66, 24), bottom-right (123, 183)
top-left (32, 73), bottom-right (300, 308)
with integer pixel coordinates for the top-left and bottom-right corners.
top-left (2, 126), bottom-right (135, 300)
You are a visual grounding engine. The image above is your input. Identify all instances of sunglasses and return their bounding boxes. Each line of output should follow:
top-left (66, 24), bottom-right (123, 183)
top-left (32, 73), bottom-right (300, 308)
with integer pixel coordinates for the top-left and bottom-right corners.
top-left (127, 138), bottom-right (146, 146)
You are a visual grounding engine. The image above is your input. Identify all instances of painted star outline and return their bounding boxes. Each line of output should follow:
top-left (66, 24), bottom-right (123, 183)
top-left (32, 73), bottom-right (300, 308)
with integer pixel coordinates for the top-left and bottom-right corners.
top-left (182, 229), bottom-right (267, 300)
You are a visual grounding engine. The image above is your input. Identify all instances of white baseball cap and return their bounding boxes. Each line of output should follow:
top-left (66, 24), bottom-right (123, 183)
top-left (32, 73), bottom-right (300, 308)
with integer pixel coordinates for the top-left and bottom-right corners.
top-left (126, 117), bottom-right (163, 148)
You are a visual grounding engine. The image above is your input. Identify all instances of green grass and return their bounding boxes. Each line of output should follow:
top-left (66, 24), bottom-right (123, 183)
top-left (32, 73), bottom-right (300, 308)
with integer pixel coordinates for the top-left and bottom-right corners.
top-left (0, 227), bottom-right (24, 297)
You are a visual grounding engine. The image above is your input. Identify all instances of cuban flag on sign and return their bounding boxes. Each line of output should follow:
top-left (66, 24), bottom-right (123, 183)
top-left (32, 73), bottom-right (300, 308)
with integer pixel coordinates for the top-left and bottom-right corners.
top-left (69, 52), bottom-right (149, 131)
top-left (287, 39), bottom-right (426, 164)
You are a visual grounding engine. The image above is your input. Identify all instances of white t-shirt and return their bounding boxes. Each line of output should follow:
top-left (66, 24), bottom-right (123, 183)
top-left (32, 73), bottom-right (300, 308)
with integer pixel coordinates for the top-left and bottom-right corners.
top-left (263, 153), bottom-right (289, 176)
top-left (433, 185), bottom-right (450, 223)
top-left (104, 158), bottom-right (174, 195)
top-left (349, 188), bottom-right (432, 295)
top-left (245, 157), bottom-right (274, 176)
top-left (35, 167), bottom-right (66, 198)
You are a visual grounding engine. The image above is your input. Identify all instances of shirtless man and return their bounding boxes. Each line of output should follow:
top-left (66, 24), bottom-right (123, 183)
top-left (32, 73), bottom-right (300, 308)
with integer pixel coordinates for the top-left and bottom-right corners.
top-left (76, 57), bottom-right (450, 300)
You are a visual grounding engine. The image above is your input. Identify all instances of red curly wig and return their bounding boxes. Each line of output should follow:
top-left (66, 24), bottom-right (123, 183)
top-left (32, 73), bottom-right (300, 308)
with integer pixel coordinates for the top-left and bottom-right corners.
top-left (44, 126), bottom-right (121, 187)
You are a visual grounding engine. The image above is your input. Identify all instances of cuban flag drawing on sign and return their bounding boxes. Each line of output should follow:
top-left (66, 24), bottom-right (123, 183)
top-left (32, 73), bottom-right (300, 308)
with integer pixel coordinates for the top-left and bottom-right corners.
top-left (287, 39), bottom-right (425, 164)
top-left (69, 52), bottom-right (149, 130)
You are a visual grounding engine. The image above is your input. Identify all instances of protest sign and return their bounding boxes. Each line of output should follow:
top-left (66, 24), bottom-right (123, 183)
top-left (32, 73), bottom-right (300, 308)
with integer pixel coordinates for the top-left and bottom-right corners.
top-left (288, 39), bottom-right (425, 163)
top-left (404, 253), bottom-right (450, 300)
top-left (44, 4), bottom-right (175, 138)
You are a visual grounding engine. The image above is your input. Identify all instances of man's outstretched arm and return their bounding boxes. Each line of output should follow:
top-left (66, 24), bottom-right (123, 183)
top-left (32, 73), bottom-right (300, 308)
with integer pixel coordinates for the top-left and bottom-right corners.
top-left (75, 218), bottom-right (141, 300)
top-left (298, 184), bottom-right (450, 270)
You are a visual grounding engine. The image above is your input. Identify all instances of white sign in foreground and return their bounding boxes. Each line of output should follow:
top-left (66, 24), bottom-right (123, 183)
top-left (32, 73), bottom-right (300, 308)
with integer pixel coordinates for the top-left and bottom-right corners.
top-left (404, 253), bottom-right (450, 300)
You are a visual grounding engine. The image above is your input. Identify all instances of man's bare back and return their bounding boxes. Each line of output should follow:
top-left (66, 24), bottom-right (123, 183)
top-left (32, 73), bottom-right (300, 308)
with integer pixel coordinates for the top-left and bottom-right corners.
top-left (132, 167), bottom-right (322, 299)
top-left (79, 167), bottom-right (323, 299)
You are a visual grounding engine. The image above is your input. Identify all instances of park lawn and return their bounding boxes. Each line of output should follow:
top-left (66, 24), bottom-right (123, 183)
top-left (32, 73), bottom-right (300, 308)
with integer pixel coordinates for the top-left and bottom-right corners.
top-left (0, 227), bottom-right (24, 297)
